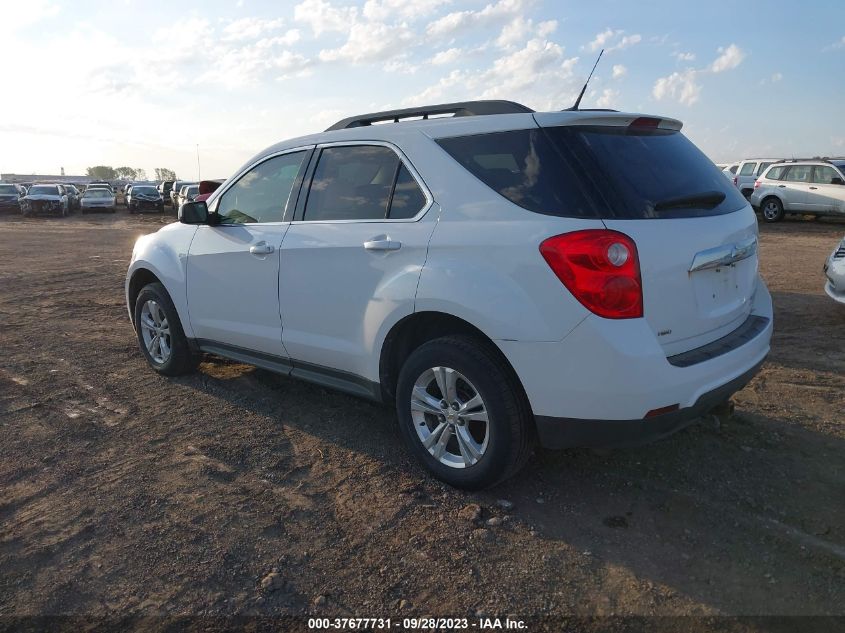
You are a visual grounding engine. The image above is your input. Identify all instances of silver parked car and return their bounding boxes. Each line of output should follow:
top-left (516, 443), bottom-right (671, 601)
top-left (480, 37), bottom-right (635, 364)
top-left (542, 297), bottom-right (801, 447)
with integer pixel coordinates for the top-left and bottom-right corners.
top-left (750, 159), bottom-right (845, 222)
top-left (824, 236), bottom-right (845, 305)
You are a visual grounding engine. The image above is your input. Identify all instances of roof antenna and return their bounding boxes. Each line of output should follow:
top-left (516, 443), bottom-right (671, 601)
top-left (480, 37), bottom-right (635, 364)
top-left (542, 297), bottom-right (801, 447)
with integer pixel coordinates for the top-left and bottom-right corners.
top-left (567, 49), bottom-right (604, 111)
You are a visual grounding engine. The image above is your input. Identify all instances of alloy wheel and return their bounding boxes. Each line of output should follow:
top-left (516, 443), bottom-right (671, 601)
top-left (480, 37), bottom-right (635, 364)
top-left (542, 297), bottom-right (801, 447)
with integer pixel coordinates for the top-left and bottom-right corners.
top-left (410, 366), bottom-right (489, 469)
top-left (139, 300), bottom-right (171, 364)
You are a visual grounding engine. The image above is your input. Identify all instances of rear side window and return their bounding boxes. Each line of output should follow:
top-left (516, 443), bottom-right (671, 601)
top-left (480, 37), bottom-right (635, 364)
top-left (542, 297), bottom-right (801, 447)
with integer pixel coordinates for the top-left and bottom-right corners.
top-left (304, 145), bottom-right (427, 221)
top-left (784, 165), bottom-right (811, 182)
top-left (765, 166), bottom-right (785, 180)
top-left (437, 126), bottom-right (747, 219)
top-left (739, 162), bottom-right (757, 176)
top-left (757, 162), bottom-right (774, 175)
top-left (812, 166), bottom-right (840, 184)
top-left (389, 164), bottom-right (427, 219)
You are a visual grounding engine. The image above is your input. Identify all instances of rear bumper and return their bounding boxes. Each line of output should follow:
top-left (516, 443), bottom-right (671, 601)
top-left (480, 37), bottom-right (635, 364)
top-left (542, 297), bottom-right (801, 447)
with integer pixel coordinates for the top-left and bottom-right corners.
top-left (496, 277), bottom-right (773, 446)
top-left (535, 360), bottom-right (763, 449)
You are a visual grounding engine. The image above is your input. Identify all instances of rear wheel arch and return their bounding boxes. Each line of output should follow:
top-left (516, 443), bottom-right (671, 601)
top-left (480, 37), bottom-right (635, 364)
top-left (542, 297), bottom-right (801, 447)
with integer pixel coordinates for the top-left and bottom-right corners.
top-left (378, 311), bottom-right (532, 414)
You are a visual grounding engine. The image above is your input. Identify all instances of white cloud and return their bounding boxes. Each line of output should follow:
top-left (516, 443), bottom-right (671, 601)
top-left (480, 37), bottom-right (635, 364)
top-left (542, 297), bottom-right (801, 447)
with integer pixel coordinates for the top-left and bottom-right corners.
top-left (652, 68), bottom-right (701, 106)
top-left (294, 0), bottom-right (358, 36)
top-left (673, 51), bottom-right (695, 62)
top-left (408, 38), bottom-right (580, 111)
top-left (430, 47), bottom-right (463, 65)
top-left (771, 72), bottom-right (782, 82)
top-left (829, 35), bottom-right (845, 49)
top-left (495, 17), bottom-right (557, 49)
top-left (611, 64), bottom-right (626, 79)
top-left (426, 0), bottom-right (528, 38)
top-left (710, 44), bottom-right (745, 73)
top-left (5, 0), bottom-right (59, 31)
top-left (595, 88), bottom-right (619, 109)
top-left (221, 17), bottom-right (286, 41)
top-left (363, 0), bottom-right (451, 21)
top-left (587, 28), bottom-right (617, 52)
top-left (609, 33), bottom-right (641, 52)
top-left (586, 28), bottom-right (640, 53)
top-left (318, 21), bottom-right (413, 63)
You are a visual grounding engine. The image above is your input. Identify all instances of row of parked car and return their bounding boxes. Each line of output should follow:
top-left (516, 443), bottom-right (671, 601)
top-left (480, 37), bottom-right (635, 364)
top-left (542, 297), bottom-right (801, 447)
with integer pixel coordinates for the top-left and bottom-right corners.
top-left (0, 179), bottom-right (210, 216)
top-left (717, 157), bottom-right (845, 222)
top-left (0, 181), bottom-right (119, 215)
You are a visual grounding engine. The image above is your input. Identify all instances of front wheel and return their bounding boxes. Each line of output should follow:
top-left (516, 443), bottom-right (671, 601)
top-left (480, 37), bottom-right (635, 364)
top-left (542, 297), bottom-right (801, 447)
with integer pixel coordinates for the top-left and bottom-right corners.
top-left (134, 282), bottom-right (199, 376)
top-left (761, 197), bottom-right (784, 222)
top-left (395, 335), bottom-right (534, 489)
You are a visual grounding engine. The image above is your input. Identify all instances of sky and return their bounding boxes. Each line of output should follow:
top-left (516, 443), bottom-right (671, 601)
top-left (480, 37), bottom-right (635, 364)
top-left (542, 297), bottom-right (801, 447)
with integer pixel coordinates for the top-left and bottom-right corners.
top-left (1, 0), bottom-right (843, 180)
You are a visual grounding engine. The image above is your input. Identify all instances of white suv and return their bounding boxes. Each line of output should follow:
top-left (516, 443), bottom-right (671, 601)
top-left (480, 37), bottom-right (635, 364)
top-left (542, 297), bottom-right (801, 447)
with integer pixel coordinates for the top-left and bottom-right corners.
top-left (126, 100), bottom-right (773, 488)
top-left (751, 159), bottom-right (845, 222)
top-left (733, 158), bottom-right (780, 198)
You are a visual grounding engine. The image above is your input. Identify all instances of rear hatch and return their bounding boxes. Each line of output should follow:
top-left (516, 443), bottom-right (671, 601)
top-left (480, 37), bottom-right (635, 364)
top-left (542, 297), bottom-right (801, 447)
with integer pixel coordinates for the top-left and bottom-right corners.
top-left (437, 112), bottom-right (758, 356)
top-left (534, 112), bottom-right (757, 355)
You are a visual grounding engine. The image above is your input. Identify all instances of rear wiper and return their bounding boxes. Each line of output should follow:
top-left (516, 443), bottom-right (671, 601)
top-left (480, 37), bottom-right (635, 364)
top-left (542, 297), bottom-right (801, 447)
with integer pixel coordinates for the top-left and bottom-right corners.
top-left (653, 191), bottom-right (726, 211)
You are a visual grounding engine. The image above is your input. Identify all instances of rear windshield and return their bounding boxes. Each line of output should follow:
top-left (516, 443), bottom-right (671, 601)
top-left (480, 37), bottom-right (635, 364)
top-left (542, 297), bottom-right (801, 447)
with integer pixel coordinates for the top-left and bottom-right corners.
top-left (436, 125), bottom-right (747, 219)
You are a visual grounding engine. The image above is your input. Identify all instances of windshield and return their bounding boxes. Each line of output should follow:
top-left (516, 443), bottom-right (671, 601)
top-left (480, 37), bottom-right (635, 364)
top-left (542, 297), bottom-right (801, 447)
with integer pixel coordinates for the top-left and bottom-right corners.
top-left (437, 125), bottom-right (747, 219)
top-left (186, 185), bottom-right (199, 196)
top-left (83, 189), bottom-right (112, 198)
top-left (0, 185), bottom-right (17, 194)
top-left (29, 185), bottom-right (59, 196)
top-left (133, 187), bottom-right (158, 195)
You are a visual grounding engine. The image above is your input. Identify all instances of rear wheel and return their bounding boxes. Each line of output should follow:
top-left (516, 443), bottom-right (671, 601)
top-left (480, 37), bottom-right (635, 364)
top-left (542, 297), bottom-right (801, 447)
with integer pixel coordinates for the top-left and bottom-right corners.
top-left (395, 335), bottom-right (534, 489)
top-left (761, 197), bottom-right (784, 222)
top-left (134, 282), bottom-right (199, 376)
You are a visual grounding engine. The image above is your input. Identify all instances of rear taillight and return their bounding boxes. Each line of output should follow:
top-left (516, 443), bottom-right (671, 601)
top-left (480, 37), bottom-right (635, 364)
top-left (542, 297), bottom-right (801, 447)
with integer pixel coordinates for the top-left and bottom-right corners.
top-left (539, 230), bottom-right (643, 319)
top-left (753, 180), bottom-right (761, 189)
top-left (733, 176), bottom-right (738, 186)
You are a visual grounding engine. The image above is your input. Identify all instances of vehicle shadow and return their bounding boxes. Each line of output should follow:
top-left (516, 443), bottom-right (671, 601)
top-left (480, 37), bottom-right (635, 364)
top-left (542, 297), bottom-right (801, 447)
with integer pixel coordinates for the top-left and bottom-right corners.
top-left (176, 354), bottom-right (845, 617)
top-left (768, 290), bottom-right (845, 374)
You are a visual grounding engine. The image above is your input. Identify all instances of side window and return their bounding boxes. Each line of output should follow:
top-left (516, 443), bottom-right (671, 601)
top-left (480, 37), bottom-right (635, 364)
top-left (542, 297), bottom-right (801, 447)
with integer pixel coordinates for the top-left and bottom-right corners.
top-left (765, 166), bottom-right (785, 180)
top-left (217, 151), bottom-right (306, 224)
top-left (812, 166), bottom-right (839, 184)
top-left (739, 162), bottom-right (757, 176)
top-left (784, 165), bottom-right (811, 183)
top-left (388, 164), bottom-right (427, 219)
top-left (304, 145), bottom-right (400, 221)
top-left (757, 162), bottom-right (774, 175)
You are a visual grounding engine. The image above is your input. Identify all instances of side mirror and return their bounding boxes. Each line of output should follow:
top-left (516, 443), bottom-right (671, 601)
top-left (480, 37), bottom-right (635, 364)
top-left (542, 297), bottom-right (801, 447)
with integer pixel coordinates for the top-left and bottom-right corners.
top-left (831, 177), bottom-right (844, 186)
top-left (179, 200), bottom-right (209, 224)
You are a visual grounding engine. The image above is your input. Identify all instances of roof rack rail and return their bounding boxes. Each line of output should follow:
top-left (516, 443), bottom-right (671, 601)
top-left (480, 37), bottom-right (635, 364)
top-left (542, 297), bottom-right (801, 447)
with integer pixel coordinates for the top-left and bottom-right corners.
top-left (325, 100), bottom-right (534, 131)
top-left (773, 157), bottom-right (836, 165)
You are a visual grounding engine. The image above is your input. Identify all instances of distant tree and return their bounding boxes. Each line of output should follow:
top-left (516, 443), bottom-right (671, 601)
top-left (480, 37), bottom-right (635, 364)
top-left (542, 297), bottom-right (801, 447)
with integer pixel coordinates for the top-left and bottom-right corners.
top-left (156, 167), bottom-right (177, 181)
top-left (136, 168), bottom-right (148, 181)
top-left (86, 165), bottom-right (117, 180)
top-left (115, 167), bottom-right (138, 180)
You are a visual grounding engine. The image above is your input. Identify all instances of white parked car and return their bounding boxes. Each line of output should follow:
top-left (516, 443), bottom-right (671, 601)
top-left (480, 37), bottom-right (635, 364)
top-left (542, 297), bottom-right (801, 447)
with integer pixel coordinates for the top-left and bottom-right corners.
top-left (750, 159), bottom-right (845, 222)
top-left (733, 158), bottom-right (781, 198)
top-left (722, 162), bottom-right (739, 180)
top-left (824, 236), bottom-right (845, 304)
top-left (80, 187), bottom-right (116, 213)
top-left (126, 100), bottom-right (773, 488)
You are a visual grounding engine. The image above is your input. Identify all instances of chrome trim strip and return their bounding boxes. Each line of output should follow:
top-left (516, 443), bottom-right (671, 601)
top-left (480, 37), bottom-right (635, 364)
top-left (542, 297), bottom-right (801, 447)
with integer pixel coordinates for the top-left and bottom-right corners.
top-left (689, 235), bottom-right (757, 273)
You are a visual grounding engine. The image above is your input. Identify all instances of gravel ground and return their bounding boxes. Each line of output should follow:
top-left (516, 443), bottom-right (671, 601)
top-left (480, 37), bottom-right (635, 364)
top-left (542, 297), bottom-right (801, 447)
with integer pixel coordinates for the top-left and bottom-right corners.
top-left (0, 209), bottom-right (843, 631)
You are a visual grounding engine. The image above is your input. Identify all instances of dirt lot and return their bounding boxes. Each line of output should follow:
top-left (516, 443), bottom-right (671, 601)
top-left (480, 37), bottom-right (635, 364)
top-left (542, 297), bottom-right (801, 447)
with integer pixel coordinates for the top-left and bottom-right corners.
top-left (0, 209), bottom-right (843, 629)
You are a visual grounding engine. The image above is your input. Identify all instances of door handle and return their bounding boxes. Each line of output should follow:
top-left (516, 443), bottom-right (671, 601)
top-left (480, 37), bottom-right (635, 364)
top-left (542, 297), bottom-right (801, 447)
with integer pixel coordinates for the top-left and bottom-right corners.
top-left (777, 185), bottom-right (786, 188)
top-left (809, 186), bottom-right (818, 190)
top-left (364, 239), bottom-right (401, 251)
top-left (249, 243), bottom-right (274, 255)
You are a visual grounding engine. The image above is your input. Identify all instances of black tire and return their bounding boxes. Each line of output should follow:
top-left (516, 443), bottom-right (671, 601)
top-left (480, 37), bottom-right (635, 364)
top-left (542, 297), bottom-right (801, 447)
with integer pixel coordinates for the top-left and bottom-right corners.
top-left (133, 282), bottom-right (199, 376)
top-left (760, 197), bottom-right (784, 222)
top-left (395, 335), bottom-right (534, 489)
